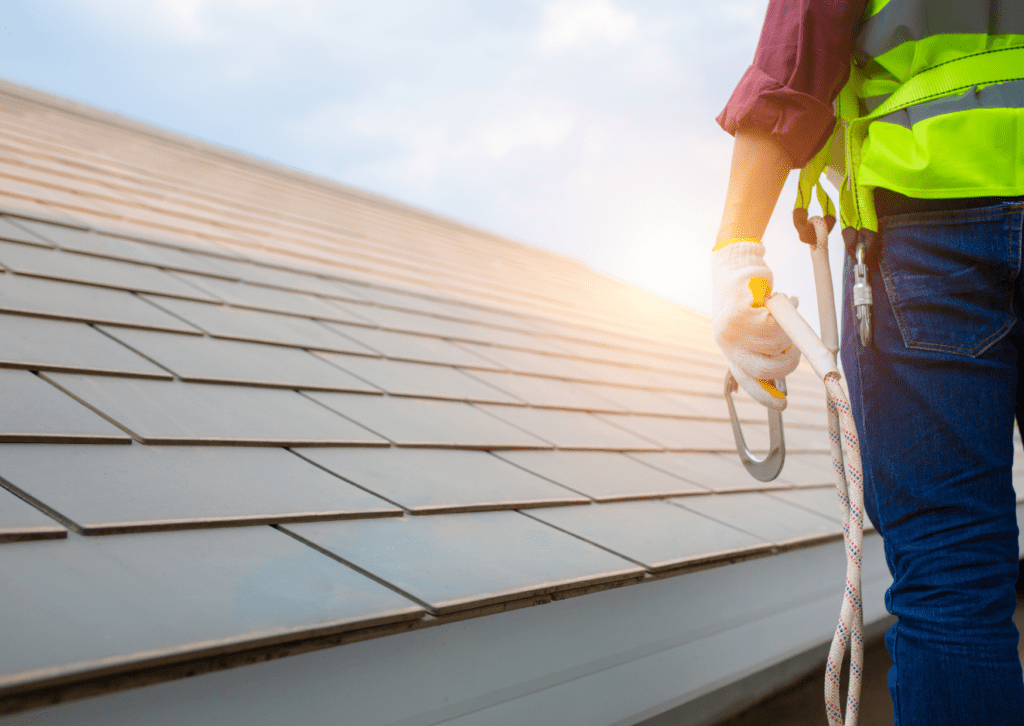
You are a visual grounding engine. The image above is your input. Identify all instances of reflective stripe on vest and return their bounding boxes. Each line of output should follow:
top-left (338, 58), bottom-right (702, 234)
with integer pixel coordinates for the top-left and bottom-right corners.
top-left (856, 1), bottom-right (1024, 60)
top-left (875, 77), bottom-right (1024, 128)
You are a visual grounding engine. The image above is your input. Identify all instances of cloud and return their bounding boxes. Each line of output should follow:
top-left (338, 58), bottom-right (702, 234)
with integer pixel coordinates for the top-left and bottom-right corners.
top-left (69, 0), bottom-right (315, 41)
top-left (538, 0), bottom-right (638, 52)
top-left (68, 0), bottom-right (211, 39)
top-left (293, 91), bottom-right (575, 190)
top-left (721, 0), bottom-right (770, 30)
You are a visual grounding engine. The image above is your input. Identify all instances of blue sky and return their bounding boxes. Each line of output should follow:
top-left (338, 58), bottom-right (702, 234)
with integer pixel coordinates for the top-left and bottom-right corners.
top-left (0, 1), bottom-right (845, 327)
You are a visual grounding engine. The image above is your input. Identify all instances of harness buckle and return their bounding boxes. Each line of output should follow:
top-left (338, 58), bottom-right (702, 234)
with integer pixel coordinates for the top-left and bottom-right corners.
top-left (853, 242), bottom-right (873, 347)
top-left (724, 372), bottom-right (785, 481)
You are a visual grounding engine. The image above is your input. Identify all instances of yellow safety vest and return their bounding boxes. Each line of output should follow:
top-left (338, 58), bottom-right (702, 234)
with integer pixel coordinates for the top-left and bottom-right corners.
top-left (795, 0), bottom-right (1024, 243)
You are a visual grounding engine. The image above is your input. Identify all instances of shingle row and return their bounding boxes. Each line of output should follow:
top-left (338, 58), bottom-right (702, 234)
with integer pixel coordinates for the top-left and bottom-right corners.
top-left (0, 486), bottom-right (853, 697)
top-left (0, 100), bottom-right (865, 714)
top-left (0, 213), bottom-right (830, 407)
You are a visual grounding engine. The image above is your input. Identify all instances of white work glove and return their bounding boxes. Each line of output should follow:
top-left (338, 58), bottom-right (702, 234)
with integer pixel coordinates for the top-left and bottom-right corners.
top-left (712, 239), bottom-right (800, 410)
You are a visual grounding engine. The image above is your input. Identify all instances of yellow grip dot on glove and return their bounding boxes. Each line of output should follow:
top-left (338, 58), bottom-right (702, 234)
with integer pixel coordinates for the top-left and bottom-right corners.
top-left (757, 378), bottom-right (786, 399)
top-left (748, 277), bottom-right (772, 308)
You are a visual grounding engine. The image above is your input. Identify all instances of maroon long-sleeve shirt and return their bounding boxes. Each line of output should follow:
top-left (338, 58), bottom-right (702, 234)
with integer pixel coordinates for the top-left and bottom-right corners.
top-left (716, 0), bottom-right (868, 168)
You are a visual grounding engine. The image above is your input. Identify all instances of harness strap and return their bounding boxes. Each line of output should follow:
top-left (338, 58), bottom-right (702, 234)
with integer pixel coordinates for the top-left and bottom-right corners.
top-left (794, 125), bottom-right (838, 244)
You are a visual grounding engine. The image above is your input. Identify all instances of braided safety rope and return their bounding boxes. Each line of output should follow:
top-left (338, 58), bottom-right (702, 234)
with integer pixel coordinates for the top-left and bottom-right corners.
top-left (754, 216), bottom-right (866, 726)
top-left (823, 374), bottom-right (865, 726)
top-left (728, 215), bottom-right (868, 725)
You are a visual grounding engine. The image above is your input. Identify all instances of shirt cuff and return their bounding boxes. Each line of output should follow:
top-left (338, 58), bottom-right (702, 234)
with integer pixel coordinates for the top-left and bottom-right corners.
top-left (716, 65), bottom-right (836, 168)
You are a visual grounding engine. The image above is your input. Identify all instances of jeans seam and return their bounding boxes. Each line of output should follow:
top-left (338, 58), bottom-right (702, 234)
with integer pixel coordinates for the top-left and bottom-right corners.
top-left (890, 623), bottom-right (901, 726)
top-left (901, 317), bottom-right (1015, 356)
top-left (879, 255), bottom-right (913, 352)
top-left (1013, 208), bottom-right (1023, 285)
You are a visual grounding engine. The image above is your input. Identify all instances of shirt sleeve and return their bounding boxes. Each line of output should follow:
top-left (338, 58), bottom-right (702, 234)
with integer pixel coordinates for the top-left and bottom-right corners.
top-left (716, 0), bottom-right (868, 168)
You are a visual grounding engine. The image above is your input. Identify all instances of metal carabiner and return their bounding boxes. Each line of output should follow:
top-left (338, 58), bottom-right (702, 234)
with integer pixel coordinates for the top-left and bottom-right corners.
top-left (724, 372), bottom-right (786, 482)
top-left (853, 242), bottom-right (873, 347)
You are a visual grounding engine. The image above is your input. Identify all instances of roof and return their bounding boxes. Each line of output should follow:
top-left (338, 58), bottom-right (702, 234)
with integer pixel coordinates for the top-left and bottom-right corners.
top-left (0, 79), bottom-right (1021, 723)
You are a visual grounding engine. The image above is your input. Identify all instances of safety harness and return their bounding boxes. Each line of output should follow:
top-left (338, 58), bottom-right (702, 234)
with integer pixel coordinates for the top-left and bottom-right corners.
top-left (798, 45), bottom-right (1024, 349)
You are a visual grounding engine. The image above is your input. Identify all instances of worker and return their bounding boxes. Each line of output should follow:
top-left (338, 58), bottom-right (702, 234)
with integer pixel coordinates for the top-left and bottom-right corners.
top-left (712, 2), bottom-right (1024, 724)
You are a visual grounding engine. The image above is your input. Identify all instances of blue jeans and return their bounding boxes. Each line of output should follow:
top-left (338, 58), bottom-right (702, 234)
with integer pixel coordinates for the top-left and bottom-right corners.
top-left (841, 201), bottom-right (1024, 725)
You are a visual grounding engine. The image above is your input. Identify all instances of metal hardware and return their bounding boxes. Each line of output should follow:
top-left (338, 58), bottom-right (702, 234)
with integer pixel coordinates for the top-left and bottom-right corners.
top-left (724, 372), bottom-right (785, 481)
top-left (853, 242), bottom-right (873, 347)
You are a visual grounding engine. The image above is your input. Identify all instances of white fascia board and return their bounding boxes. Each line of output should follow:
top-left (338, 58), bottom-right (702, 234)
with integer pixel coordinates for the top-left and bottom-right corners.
top-left (1, 533), bottom-right (896, 726)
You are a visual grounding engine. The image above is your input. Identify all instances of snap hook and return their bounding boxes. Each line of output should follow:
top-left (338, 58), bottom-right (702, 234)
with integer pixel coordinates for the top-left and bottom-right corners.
top-left (724, 372), bottom-right (786, 482)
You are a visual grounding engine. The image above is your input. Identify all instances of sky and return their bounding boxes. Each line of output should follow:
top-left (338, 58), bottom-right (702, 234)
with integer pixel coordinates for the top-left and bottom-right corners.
top-left (0, 0), bottom-right (847, 333)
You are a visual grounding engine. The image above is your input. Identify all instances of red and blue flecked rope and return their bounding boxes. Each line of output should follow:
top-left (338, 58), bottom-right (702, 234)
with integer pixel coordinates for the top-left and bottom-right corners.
top-left (823, 373), bottom-right (865, 726)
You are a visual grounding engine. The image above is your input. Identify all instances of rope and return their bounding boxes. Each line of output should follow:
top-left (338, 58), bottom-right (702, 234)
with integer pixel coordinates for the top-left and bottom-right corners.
top-left (735, 213), bottom-right (866, 723)
top-left (823, 373), bottom-right (865, 726)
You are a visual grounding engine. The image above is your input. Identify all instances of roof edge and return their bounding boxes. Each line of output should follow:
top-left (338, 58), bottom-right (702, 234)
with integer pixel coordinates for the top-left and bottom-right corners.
top-left (1, 536), bottom-right (895, 725)
top-left (0, 533), bottom-right (863, 715)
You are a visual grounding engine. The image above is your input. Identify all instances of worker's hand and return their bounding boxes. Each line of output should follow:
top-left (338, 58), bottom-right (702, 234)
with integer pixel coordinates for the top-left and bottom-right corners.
top-left (712, 239), bottom-right (799, 409)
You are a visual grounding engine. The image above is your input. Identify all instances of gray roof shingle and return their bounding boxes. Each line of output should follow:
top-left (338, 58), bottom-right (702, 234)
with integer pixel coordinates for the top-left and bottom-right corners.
top-left (523, 499), bottom-right (773, 572)
top-left (0, 444), bottom-right (401, 534)
top-left (280, 511), bottom-right (646, 615)
top-left (0, 369), bottom-right (132, 444)
top-left (0, 528), bottom-right (423, 693)
top-left (292, 447), bottom-right (589, 514)
top-left (99, 327), bottom-right (381, 392)
top-left (0, 487), bottom-right (66, 542)
top-left (494, 449), bottom-right (708, 501)
top-left (41, 374), bottom-right (389, 446)
top-left (0, 315), bottom-right (172, 378)
top-left (0, 273), bottom-right (202, 333)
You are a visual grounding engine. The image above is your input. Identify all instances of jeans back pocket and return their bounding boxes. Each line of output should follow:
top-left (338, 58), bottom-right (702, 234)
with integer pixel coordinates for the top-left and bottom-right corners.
top-left (880, 204), bottom-right (1022, 358)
